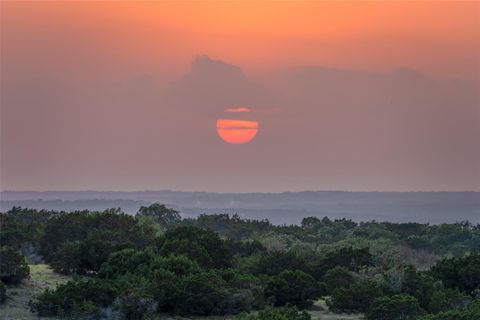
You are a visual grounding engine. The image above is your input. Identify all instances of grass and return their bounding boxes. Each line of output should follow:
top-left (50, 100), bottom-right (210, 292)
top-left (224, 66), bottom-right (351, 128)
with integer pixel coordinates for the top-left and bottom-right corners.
top-left (0, 265), bottom-right (363, 320)
top-left (0, 264), bottom-right (71, 320)
top-left (309, 300), bottom-right (363, 320)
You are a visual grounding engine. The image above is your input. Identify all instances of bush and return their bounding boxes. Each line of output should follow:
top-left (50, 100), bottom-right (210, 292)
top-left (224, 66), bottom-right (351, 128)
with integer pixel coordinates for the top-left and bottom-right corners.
top-left (427, 288), bottom-right (470, 313)
top-left (40, 209), bottom-right (155, 264)
top-left (136, 203), bottom-right (181, 227)
top-left (0, 246), bottom-right (30, 284)
top-left (30, 278), bottom-right (118, 317)
top-left (328, 279), bottom-right (383, 313)
top-left (98, 248), bottom-right (158, 279)
top-left (159, 226), bottom-right (232, 269)
top-left (234, 306), bottom-right (311, 320)
top-left (174, 270), bottom-right (228, 315)
top-left (265, 270), bottom-right (318, 308)
top-left (322, 266), bottom-right (353, 294)
top-left (429, 254), bottom-right (480, 294)
top-left (417, 299), bottom-right (480, 320)
top-left (0, 281), bottom-right (6, 304)
top-left (367, 294), bottom-right (423, 320)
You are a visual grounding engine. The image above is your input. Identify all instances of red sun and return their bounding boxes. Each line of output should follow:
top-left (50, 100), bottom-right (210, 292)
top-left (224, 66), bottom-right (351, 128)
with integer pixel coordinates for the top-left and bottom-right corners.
top-left (216, 119), bottom-right (259, 144)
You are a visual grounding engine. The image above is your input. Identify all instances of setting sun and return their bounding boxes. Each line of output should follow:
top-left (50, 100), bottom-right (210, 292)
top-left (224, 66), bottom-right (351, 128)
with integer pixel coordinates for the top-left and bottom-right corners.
top-left (216, 119), bottom-right (259, 144)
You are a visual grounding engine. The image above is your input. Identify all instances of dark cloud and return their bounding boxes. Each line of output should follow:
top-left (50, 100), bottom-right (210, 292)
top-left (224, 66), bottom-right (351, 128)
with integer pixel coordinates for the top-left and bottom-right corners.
top-left (164, 55), bottom-right (267, 116)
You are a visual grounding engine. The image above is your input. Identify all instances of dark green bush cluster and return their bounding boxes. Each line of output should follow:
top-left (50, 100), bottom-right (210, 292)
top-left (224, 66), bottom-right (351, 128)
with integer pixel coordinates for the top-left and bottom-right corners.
top-left (29, 278), bottom-right (118, 318)
top-left (2, 205), bottom-right (480, 319)
top-left (326, 255), bottom-right (480, 319)
top-left (30, 223), bottom-right (321, 318)
top-left (0, 246), bottom-right (30, 285)
top-left (0, 281), bottom-right (6, 304)
top-left (42, 209), bottom-right (157, 275)
top-left (234, 306), bottom-right (311, 320)
top-left (417, 299), bottom-right (480, 320)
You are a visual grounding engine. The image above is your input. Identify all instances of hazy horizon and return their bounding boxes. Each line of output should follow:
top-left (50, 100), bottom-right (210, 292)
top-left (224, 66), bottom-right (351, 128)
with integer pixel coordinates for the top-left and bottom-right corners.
top-left (2, 189), bottom-right (480, 194)
top-left (2, 1), bottom-right (479, 193)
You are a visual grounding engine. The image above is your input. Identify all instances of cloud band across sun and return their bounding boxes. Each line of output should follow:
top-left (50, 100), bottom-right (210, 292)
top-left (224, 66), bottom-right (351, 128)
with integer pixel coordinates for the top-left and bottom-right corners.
top-left (216, 119), bottom-right (258, 144)
top-left (224, 107), bottom-right (251, 113)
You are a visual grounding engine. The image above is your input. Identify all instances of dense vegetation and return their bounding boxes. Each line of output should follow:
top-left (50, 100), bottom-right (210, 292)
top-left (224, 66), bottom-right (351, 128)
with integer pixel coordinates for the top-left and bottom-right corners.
top-left (1, 204), bottom-right (479, 319)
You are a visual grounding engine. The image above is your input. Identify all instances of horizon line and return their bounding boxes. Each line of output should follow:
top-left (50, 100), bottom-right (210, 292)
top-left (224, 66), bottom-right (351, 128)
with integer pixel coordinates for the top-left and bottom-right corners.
top-left (1, 189), bottom-right (479, 194)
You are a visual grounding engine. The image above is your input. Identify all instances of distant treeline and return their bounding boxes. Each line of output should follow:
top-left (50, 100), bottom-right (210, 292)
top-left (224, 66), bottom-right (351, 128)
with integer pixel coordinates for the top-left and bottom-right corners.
top-left (1, 205), bottom-right (479, 319)
top-left (2, 190), bottom-right (480, 225)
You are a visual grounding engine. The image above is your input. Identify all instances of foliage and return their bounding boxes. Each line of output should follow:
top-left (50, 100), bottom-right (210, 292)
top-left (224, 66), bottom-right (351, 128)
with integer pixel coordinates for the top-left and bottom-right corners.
top-left (328, 279), bottom-right (384, 313)
top-left (136, 203), bottom-right (181, 227)
top-left (0, 281), bottom-right (6, 304)
top-left (40, 209), bottom-right (157, 274)
top-left (322, 266), bottom-right (353, 294)
top-left (265, 270), bottom-right (318, 308)
top-left (429, 253), bottom-right (480, 294)
top-left (0, 246), bottom-right (30, 284)
top-left (158, 225), bottom-right (233, 268)
top-left (234, 306), bottom-right (311, 320)
top-left (2, 206), bottom-right (480, 319)
top-left (29, 278), bottom-right (118, 318)
top-left (417, 299), bottom-right (480, 320)
top-left (366, 294), bottom-right (423, 320)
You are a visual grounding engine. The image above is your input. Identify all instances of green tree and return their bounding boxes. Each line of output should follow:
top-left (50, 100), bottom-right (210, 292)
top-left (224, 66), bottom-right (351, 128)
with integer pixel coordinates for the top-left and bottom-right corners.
top-left (322, 266), bottom-right (353, 294)
top-left (265, 270), bottom-right (318, 308)
top-left (174, 270), bottom-right (228, 315)
top-left (234, 306), bottom-right (311, 320)
top-left (30, 278), bottom-right (118, 318)
top-left (328, 279), bottom-right (383, 313)
top-left (367, 294), bottom-right (423, 320)
top-left (159, 226), bottom-right (232, 268)
top-left (430, 254), bottom-right (480, 294)
top-left (137, 203), bottom-right (181, 227)
top-left (0, 281), bottom-right (6, 304)
top-left (0, 246), bottom-right (30, 284)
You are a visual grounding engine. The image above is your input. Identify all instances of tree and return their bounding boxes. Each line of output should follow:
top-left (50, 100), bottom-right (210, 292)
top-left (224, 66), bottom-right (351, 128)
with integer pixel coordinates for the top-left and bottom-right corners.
top-left (234, 306), bottom-right (311, 320)
top-left (265, 270), bottom-right (318, 308)
top-left (417, 299), bottom-right (480, 320)
top-left (137, 203), bottom-right (181, 227)
top-left (430, 254), bottom-right (480, 294)
top-left (158, 225), bottom-right (232, 268)
top-left (0, 246), bottom-right (30, 284)
top-left (367, 294), bottom-right (423, 320)
top-left (0, 281), bottom-right (6, 304)
top-left (322, 266), bottom-right (353, 294)
top-left (174, 270), bottom-right (228, 315)
top-left (30, 278), bottom-right (118, 317)
top-left (328, 279), bottom-right (383, 313)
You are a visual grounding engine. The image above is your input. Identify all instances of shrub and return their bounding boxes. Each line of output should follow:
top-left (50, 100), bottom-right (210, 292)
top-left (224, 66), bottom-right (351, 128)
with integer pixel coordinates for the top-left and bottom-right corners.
top-left (430, 254), bottom-right (480, 294)
top-left (136, 203), bottom-right (181, 227)
top-left (417, 299), bottom-right (480, 320)
top-left (234, 306), bottom-right (311, 320)
top-left (0, 246), bottom-right (30, 284)
top-left (367, 294), bottom-right (423, 320)
top-left (174, 270), bottom-right (228, 315)
top-left (328, 279), bottom-right (383, 313)
top-left (0, 281), bottom-right (6, 304)
top-left (322, 266), bottom-right (353, 294)
top-left (30, 278), bottom-right (118, 317)
top-left (265, 270), bottom-right (318, 308)
top-left (159, 226), bottom-right (232, 269)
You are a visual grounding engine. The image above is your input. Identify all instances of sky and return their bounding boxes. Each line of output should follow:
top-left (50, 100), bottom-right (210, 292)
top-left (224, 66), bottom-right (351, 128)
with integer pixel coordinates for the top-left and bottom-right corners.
top-left (1, 1), bottom-right (479, 192)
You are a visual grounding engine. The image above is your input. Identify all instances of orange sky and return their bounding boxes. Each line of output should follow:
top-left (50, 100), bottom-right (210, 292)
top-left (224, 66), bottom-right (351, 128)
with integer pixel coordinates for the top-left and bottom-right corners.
top-left (1, 1), bottom-right (479, 192)
top-left (4, 1), bottom-right (479, 81)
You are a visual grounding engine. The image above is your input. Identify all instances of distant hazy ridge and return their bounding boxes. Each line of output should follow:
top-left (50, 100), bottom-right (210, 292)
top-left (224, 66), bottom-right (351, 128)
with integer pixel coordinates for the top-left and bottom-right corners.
top-left (1, 191), bottom-right (479, 225)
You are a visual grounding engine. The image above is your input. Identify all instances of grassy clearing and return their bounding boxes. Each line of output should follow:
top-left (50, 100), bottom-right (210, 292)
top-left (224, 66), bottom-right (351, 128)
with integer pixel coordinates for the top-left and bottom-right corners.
top-left (309, 300), bottom-right (363, 320)
top-left (0, 264), bottom-right (71, 320)
top-left (0, 265), bottom-right (363, 320)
